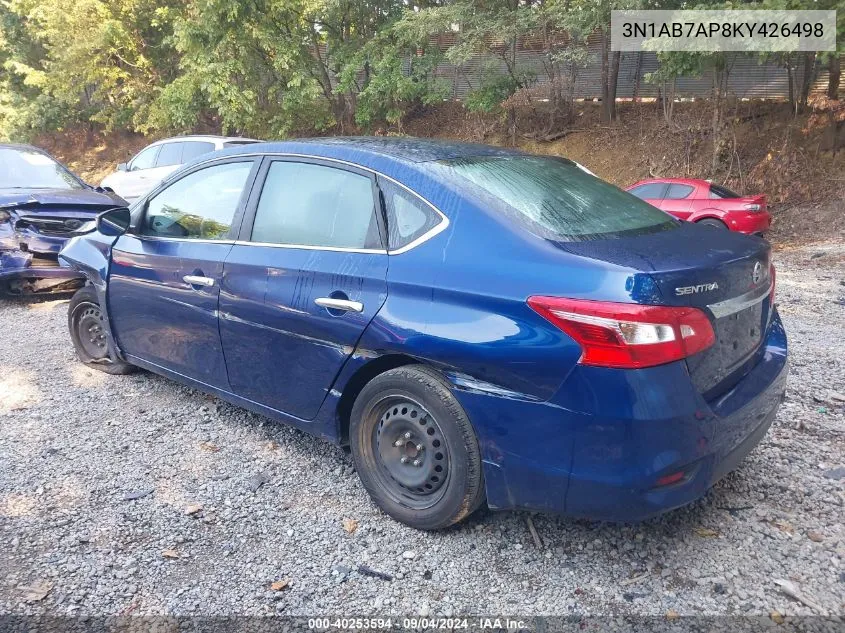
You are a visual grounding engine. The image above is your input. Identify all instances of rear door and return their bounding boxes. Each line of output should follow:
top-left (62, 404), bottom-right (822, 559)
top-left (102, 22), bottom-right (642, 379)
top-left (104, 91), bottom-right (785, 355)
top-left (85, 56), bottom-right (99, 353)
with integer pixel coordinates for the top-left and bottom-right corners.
top-left (219, 157), bottom-right (388, 420)
top-left (107, 158), bottom-right (258, 388)
top-left (660, 183), bottom-right (695, 220)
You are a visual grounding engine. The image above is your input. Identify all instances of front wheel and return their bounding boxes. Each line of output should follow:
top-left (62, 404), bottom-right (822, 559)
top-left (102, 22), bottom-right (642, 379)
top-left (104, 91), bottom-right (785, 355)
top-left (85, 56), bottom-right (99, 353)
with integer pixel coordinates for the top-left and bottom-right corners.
top-left (350, 366), bottom-right (485, 530)
top-left (68, 286), bottom-right (134, 375)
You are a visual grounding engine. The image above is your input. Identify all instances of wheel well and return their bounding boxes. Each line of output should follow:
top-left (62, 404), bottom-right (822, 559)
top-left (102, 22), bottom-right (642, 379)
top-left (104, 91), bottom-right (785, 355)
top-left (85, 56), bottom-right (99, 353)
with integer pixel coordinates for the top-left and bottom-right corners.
top-left (336, 354), bottom-right (420, 445)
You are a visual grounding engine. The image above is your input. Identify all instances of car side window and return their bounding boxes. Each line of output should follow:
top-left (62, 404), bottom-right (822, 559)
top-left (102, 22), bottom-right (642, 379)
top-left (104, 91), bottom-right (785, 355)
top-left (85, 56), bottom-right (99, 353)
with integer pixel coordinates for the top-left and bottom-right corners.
top-left (629, 183), bottom-right (666, 200)
top-left (666, 184), bottom-right (694, 200)
top-left (130, 146), bottom-right (159, 171)
top-left (251, 161), bottom-right (382, 250)
top-left (379, 180), bottom-right (441, 250)
top-left (155, 142), bottom-right (183, 168)
top-left (181, 141), bottom-right (215, 162)
top-left (140, 161), bottom-right (253, 240)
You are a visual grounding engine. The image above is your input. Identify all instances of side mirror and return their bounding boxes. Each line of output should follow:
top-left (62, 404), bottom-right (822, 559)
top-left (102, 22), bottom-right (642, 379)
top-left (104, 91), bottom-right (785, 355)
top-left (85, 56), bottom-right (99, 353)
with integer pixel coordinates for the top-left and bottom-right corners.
top-left (97, 207), bottom-right (131, 236)
top-left (117, 162), bottom-right (128, 172)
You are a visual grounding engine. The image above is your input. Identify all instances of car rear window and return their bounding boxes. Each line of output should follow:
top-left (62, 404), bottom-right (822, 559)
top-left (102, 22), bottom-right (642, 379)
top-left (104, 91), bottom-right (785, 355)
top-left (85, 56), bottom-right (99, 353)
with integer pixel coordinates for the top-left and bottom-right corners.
top-left (709, 184), bottom-right (740, 199)
top-left (433, 156), bottom-right (677, 241)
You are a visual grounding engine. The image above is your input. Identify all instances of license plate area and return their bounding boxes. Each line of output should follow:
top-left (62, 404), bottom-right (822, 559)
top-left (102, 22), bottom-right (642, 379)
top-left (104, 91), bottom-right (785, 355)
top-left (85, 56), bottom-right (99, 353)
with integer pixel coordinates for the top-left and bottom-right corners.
top-left (714, 301), bottom-right (765, 372)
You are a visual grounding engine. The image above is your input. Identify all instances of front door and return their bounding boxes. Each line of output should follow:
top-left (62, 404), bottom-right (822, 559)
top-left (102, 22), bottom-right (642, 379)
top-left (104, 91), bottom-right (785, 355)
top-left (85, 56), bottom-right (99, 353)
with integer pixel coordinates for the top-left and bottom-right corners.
top-left (107, 159), bottom-right (257, 389)
top-left (219, 157), bottom-right (388, 420)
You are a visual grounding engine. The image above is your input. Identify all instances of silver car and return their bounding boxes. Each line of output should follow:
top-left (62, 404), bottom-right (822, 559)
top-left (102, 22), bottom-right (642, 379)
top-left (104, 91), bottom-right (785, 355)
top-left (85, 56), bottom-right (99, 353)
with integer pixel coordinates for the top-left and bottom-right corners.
top-left (100, 135), bottom-right (259, 203)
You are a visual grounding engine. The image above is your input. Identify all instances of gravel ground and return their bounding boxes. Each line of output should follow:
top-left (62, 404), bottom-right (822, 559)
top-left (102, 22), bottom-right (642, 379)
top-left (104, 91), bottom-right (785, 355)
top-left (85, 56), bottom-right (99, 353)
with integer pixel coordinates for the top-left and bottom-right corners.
top-left (0, 243), bottom-right (843, 619)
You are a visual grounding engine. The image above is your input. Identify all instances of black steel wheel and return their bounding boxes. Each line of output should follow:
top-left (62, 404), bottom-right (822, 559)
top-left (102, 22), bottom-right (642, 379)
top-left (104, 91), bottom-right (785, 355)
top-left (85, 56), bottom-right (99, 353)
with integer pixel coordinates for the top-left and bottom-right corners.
top-left (73, 303), bottom-right (109, 360)
top-left (68, 286), bottom-right (135, 375)
top-left (372, 395), bottom-right (450, 507)
top-left (697, 218), bottom-right (728, 230)
top-left (350, 365), bottom-right (484, 530)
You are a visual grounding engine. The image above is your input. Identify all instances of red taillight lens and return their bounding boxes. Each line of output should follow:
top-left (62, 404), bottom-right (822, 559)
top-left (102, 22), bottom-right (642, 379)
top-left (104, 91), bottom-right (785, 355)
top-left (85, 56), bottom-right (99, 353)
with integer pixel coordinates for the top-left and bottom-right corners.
top-left (527, 297), bottom-right (716, 369)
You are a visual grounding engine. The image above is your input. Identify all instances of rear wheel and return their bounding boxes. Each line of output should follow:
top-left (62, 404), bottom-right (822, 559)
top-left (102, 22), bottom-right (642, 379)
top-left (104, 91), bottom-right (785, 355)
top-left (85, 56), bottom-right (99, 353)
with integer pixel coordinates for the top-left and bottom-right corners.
top-left (350, 365), bottom-right (485, 530)
top-left (697, 218), bottom-right (728, 230)
top-left (68, 286), bottom-right (134, 375)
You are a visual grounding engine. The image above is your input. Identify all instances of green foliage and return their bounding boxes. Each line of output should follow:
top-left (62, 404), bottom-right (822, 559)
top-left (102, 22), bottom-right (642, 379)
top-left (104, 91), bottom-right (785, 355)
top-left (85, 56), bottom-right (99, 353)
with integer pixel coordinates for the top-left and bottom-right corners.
top-left (0, 0), bottom-right (836, 142)
top-left (465, 71), bottom-right (521, 114)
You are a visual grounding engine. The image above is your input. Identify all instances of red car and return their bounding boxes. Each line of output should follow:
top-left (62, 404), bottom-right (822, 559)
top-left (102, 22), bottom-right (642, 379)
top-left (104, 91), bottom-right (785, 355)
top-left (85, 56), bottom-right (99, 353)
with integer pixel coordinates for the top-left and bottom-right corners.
top-left (625, 178), bottom-right (770, 235)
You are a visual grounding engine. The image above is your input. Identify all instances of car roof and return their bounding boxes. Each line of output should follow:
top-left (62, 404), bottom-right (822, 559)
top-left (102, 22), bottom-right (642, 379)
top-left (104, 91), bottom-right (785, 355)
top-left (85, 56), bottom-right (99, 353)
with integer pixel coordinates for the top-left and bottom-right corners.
top-left (218, 136), bottom-right (525, 165)
top-left (629, 178), bottom-right (710, 188)
top-left (147, 135), bottom-right (260, 147)
top-left (0, 142), bottom-right (51, 154)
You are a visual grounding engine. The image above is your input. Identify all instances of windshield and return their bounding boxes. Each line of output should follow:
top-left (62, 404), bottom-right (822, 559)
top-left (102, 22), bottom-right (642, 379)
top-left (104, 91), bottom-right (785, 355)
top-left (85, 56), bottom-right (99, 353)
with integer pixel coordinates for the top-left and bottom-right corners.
top-left (432, 155), bottom-right (677, 241)
top-left (0, 148), bottom-right (83, 190)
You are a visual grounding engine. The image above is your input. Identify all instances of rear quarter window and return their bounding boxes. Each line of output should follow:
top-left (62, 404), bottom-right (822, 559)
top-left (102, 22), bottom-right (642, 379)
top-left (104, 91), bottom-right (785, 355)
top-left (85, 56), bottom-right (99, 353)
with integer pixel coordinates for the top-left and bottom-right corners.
top-left (379, 180), bottom-right (442, 251)
top-left (432, 156), bottom-right (677, 241)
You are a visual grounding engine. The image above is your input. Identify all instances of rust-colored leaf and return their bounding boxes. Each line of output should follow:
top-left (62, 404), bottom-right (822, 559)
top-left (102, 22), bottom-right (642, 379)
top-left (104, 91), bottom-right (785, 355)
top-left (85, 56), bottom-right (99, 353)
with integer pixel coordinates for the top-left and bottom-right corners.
top-left (270, 578), bottom-right (290, 591)
top-left (665, 609), bottom-right (680, 621)
top-left (342, 518), bottom-right (358, 534)
top-left (770, 610), bottom-right (785, 624)
top-left (694, 527), bottom-right (720, 538)
top-left (162, 549), bottom-right (180, 559)
top-left (200, 442), bottom-right (219, 453)
top-left (807, 531), bottom-right (824, 542)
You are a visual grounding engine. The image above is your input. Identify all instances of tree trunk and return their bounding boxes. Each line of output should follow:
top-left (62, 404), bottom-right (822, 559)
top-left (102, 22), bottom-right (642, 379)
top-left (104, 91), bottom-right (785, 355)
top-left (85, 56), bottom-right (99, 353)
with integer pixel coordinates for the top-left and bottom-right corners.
top-left (786, 57), bottom-right (795, 111)
top-left (711, 66), bottom-right (724, 172)
top-left (829, 53), bottom-right (841, 100)
top-left (600, 31), bottom-right (610, 122)
top-left (632, 51), bottom-right (643, 103)
top-left (607, 50), bottom-right (621, 122)
top-left (798, 51), bottom-right (816, 112)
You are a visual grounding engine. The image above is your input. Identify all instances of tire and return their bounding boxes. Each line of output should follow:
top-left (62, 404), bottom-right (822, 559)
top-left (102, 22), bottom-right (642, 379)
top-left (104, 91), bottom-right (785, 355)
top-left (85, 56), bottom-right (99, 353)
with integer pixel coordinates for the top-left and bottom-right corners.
top-left (68, 286), bottom-right (135, 375)
top-left (697, 218), bottom-right (728, 230)
top-left (350, 365), bottom-right (485, 530)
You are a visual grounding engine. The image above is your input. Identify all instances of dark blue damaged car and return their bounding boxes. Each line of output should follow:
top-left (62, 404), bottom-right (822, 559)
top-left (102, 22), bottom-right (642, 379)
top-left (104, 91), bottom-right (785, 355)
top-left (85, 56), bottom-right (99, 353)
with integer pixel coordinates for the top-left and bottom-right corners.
top-left (0, 144), bottom-right (126, 294)
top-left (59, 137), bottom-right (788, 530)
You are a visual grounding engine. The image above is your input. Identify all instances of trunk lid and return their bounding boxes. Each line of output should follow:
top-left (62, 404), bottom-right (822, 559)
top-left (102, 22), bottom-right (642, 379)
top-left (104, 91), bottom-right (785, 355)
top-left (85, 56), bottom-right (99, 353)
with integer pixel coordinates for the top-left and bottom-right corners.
top-left (554, 223), bottom-right (773, 398)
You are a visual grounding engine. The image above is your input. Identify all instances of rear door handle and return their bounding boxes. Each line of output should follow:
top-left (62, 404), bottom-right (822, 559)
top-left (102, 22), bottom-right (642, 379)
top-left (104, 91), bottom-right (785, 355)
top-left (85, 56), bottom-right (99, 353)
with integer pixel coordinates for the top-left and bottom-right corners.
top-left (183, 275), bottom-right (215, 287)
top-left (314, 297), bottom-right (364, 313)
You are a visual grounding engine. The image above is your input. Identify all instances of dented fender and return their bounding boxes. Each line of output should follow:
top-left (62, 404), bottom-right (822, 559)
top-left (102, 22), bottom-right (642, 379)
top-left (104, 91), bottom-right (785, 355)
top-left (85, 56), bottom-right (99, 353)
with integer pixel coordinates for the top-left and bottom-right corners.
top-left (59, 232), bottom-right (124, 356)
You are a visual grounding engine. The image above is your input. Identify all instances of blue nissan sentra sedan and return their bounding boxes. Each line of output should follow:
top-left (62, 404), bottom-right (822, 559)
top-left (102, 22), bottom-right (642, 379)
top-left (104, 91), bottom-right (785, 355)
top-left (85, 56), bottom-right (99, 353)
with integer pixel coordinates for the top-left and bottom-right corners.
top-left (59, 137), bottom-right (788, 530)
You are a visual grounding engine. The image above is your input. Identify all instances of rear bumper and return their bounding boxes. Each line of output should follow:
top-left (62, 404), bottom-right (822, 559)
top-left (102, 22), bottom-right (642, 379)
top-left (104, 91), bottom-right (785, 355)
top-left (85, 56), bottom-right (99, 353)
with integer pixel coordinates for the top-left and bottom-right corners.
top-left (454, 310), bottom-right (788, 522)
top-left (728, 211), bottom-right (772, 235)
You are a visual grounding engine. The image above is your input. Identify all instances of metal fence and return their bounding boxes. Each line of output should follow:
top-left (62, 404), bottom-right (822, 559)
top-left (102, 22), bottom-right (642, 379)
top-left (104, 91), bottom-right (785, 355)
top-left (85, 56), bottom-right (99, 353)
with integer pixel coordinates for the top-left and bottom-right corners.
top-left (422, 38), bottom-right (829, 101)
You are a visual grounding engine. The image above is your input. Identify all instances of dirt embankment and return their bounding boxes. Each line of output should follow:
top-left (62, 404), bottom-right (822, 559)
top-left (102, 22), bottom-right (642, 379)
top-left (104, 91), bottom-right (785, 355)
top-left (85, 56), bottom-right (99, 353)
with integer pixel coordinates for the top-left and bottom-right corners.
top-left (37, 99), bottom-right (844, 247)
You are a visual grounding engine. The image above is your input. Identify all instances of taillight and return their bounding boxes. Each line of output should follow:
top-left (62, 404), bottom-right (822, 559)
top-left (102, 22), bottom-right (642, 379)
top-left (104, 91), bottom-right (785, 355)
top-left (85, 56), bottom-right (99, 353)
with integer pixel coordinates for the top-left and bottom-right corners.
top-left (527, 296), bottom-right (716, 369)
top-left (743, 203), bottom-right (762, 212)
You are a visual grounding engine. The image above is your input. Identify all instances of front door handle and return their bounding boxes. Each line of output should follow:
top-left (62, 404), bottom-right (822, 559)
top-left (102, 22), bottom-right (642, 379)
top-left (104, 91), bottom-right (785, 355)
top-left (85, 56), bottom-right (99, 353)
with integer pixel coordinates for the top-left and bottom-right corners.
top-left (315, 297), bottom-right (364, 313)
top-left (183, 274), bottom-right (215, 288)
